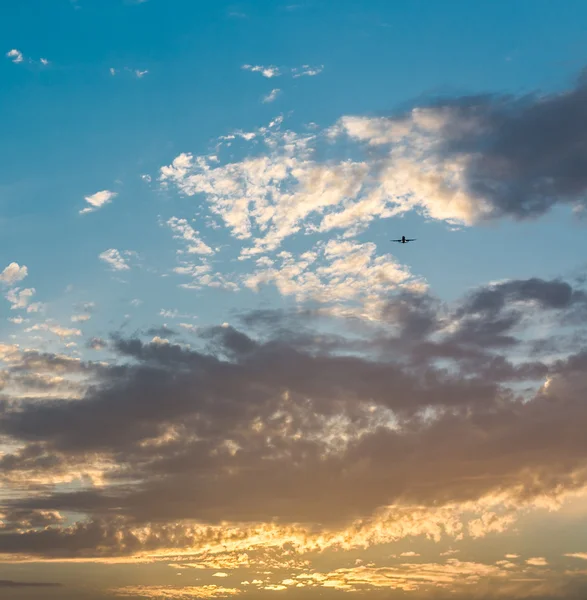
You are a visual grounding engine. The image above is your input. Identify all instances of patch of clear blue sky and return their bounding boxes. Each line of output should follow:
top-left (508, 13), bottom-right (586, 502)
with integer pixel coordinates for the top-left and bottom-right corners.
top-left (2, 0), bottom-right (587, 341)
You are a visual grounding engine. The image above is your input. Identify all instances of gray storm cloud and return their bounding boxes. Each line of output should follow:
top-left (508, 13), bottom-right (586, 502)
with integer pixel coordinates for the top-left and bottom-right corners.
top-left (1, 277), bottom-right (587, 558)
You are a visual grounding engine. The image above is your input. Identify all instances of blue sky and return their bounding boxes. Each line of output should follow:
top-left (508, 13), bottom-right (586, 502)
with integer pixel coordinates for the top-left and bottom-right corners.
top-left (3, 1), bottom-right (587, 599)
top-left (2, 0), bottom-right (587, 345)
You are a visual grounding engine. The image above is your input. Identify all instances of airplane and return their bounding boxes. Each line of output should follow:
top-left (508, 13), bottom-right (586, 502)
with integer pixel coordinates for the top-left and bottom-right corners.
top-left (391, 236), bottom-right (416, 244)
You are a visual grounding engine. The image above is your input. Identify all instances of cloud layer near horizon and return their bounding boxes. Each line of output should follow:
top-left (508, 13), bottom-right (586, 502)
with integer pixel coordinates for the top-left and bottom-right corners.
top-left (1, 275), bottom-right (587, 571)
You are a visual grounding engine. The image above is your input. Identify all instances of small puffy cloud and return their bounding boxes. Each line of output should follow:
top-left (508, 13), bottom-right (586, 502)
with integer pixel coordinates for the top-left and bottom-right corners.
top-left (99, 249), bottom-right (132, 271)
top-left (135, 69), bottom-right (148, 78)
top-left (40, 58), bottom-right (49, 66)
top-left (262, 88), bottom-right (281, 103)
top-left (8, 316), bottom-right (27, 324)
top-left (26, 301), bottom-right (44, 314)
top-left (110, 68), bottom-right (117, 75)
top-left (6, 49), bottom-right (23, 63)
top-left (0, 263), bottom-right (28, 285)
top-left (242, 64), bottom-right (281, 78)
top-left (399, 551), bottom-right (420, 557)
top-left (5, 287), bottom-right (35, 310)
top-left (526, 557), bottom-right (548, 566)
top-left (80, 190), bottom-right (117, 214)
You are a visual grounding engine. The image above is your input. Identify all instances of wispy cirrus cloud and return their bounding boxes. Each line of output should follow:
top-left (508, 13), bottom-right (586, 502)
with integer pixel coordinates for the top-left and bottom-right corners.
top-left (261, 88), bottom-right (281, 103)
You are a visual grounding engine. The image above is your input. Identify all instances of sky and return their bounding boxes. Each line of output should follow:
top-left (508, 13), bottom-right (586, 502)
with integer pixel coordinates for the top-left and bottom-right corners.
top-left (3, 0), bottom-right (587, 598)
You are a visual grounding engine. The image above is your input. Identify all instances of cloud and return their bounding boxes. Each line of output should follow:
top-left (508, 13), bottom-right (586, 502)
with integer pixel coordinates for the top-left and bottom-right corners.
top-left (566, 553), bottom-right (587, 560)
top-left (99, 249), bottom-right (132, 271)
top-left (332, 71), bottom-right (587, 224)
top-left (135, 69), bottom-right (149, 78)
top-left (292, 64), bottom-right (324, 77)
top-left (25, 323), bottom-right (82, 339)
top-left (166, 217), bottom-right (214, 255)
top-left (5, 287), bottom-right (35, 310)
top-left (243, 239), bottom-right (416, 317)
top-left (159, 121), bottom-right (377, 257)
top-left (262, 88), bottom-right (281, 103)
top-left (113, 585), bottom-right (240, 598)
top-left (88, 337), bottom-right (107, 350)
top-left (242, 64), bottom-right (323, 79)
top-left (0, 262), bottom-right (28, 285)
top-left (80, 190), bottom-right (117, 214)
top-left (71, 314), bottom-right (91, 322)
top-left (526, 557), bottom-right (548, 566)
top-left (5, 49), bottom-right (48, 66)
top-left (0, 580), bottom-right (62, 587)
top-left (6, 49), bottom-right (23, 63)
top-left (160, 69), bottom-right (587, 263)
top-left (242, 64), bottom-right (281, 78)
top-left (0, 273), bottom-right (587, 575)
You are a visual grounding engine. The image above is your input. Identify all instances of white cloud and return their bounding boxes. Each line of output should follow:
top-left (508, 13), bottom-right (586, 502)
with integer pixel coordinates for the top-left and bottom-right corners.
top-left (242, 64), bottom-right (323, 79)
top-left (25, 323), bottom-right (82, 339)
top-left (159, 122), bottom-right (375, 257)
top-left (0, 262), bottom-right (28, 285)
top-left (110, 67), bottom-right (117, 76)
top-left (40, 58), bottom-right (49, 65)
top-left (174, 260), bottom-right (238, 292)
top-left (242, 64), bottom-right (281, 78)
top-left (167, 217), bottom-right (214, 255)
top-left (5, 287), bottom-right (35, 310)
top-left (99, 249), bottom-right (132, 271)
top-left (6, 49), bottom-right (23, 63)
top-left (244, 239), bottom-right (415, 317)
top-left (292, 64), bottom-right (324, 77)
top-left (262, 88), bottom-right (281, 103)
top-left (80, 190), bottom-right (117, 214)
top-left (135, 69), bottom-right (148, 78)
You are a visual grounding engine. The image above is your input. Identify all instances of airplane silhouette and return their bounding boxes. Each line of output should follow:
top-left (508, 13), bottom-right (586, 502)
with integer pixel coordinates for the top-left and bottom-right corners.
top-left (391, 236), bottom-right (416, 244)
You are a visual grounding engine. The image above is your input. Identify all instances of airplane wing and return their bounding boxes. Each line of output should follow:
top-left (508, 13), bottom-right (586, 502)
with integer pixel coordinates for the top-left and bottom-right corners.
top-left (406, 238), bottom-right (416, 242)
top-left (390, 239), bottom-right (402, 242)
